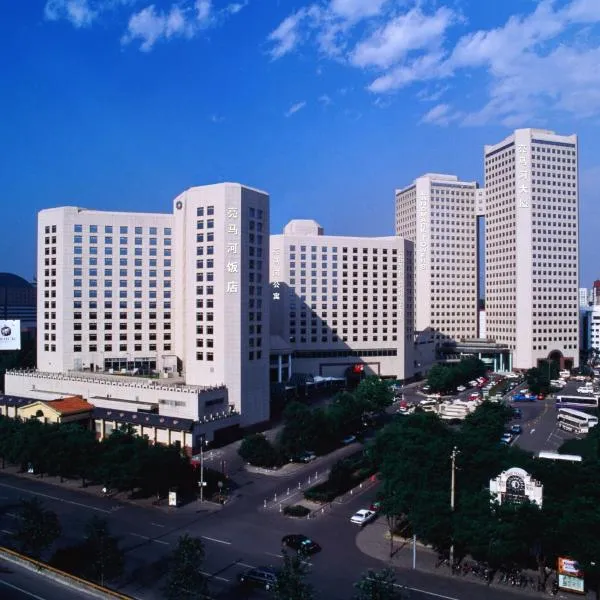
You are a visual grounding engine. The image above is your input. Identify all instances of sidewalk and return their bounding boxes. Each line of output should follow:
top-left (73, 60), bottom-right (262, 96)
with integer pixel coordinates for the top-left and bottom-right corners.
top-left (356, 519), bottom-right (577, 598)
top-left (0, 465), bottom-right (223, 515)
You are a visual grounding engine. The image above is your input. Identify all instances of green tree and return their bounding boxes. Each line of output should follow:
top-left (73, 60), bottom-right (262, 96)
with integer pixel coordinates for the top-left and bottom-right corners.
top-left (81, 517), bottom-right (124, 586)
top-left (354, 568), bottom-right (408, 600)
top-left (326, 392), bottom-right (364, 439)
top-left (354, 377), bottom-right (394, 412)
top-left (0, 416), bottom-right (17, 468)
top-left (278, 402), bottom-right (327, 457)
top-left (525, 367), bottom-right (550, 395)
top-left (273, 550), bottom-right (314, 600)
top-left (238, 433), bottom-right (280, 467)
top-left (13, 497), bottom-right (61, 559)
top-left (163, 534), bottom-right (208, 600)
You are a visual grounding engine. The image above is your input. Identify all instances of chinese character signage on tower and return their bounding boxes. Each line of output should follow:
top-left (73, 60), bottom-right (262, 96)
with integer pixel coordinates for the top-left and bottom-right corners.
top-left (225, 207), bottom-right (240, 294)
top-left (271, 248), bottom-right (281, 301)
top-left (0, 320), bottom-right (21, 351)
top-left (516, 144), bottom-right (530, 208)
top-left (418, 191), bottom-right (429, 271)
top-left (489, 467), bottom-right (543, 507)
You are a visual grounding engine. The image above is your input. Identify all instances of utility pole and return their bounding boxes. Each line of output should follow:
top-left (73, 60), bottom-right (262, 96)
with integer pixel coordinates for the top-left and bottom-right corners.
top-left (449, 446), bottom-right (459, 570)
top-left (200, 440), bottom-right (204, 502)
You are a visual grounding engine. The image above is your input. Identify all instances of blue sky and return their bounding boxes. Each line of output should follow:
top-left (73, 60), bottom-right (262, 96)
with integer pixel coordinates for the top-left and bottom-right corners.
top-left (2, 0), bottom-right (600, 285)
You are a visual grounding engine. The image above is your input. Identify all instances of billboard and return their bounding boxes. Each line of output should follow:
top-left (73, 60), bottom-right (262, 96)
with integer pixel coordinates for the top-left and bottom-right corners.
top-left (0, 320), bottom-right (20, 351)
top-left (558, 557), bottom-right (585, 594)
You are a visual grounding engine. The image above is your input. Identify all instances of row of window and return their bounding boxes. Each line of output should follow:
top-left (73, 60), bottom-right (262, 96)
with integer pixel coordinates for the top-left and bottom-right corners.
top-left (74, 225), bottom-right (171, 235)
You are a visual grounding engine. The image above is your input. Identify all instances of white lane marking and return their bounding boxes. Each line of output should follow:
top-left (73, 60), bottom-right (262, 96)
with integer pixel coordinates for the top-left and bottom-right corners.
top-left (201, 571), bottom-right (230, 583)
top-left (403, 585), bottom-right (459, 600)
top-left (201, 535), bottom-right (231, 545)
top-left (0, 482), bottom-right (111, 514)
top-left (1, 529), bottom-right (14, 534)
top-left (264, 551), bottom-right (283, 559)
top-left (0, 578), bottom-right (49, 600)
top-left (129, 532), bottom-right (169, 545)
top-left (237, 562), bottom-right (255, 568)
top-left (530, 428), bottom-right (536, 434)
top-left (150, 522), bottom-right (165, 528)
top-left (6, 513), bottom-right (19, 519)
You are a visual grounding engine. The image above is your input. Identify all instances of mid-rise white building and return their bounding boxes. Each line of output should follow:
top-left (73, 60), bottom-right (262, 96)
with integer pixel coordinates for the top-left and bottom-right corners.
top-left (484, 128), bottom-right (579, 370)
top-left (395, 174), bottom-right (479, 346)
top-left (7, 183), bottom-right (270, 437)
top-left (270, 220), bottom-right (414, 381)
top-left (579, 287), bottom-right (593, 308)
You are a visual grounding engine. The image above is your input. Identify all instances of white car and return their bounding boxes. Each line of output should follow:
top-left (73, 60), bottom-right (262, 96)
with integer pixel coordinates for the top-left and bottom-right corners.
top-left (457, 385), bottom-right (466, 392)
top-left (350, 509), bottom-right (376, 526)
top-left (577, 387), bottom-right (595, 394)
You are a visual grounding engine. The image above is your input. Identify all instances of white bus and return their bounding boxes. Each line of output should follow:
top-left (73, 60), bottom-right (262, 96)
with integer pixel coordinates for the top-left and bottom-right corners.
top-left (557, 408), bottom-right (599, 434)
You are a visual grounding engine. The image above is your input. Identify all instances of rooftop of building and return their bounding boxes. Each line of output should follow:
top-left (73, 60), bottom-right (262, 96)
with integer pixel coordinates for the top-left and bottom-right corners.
top-left (45, 396), bottom-right (94, 415)
top-left (7, 369), bottom-right (226, 394)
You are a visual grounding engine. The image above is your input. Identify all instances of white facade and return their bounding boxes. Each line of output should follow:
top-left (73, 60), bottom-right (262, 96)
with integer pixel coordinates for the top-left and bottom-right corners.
top-left (484, 129), bottom-right (579, 370)
top-left (173, 184), bottom-right (270, 425)
top-left (26, 183), bottom-right (271, 429)
top-left (38, 207), bottom-right (174, 375)
top-left (579, 287), bottom-right (592, 308)
top-left (582, 305), bottom-right (600, 352)
top-left (270, 220), bottom-right (414, 381)
top-left (395, 174), bottom-right (479, 345)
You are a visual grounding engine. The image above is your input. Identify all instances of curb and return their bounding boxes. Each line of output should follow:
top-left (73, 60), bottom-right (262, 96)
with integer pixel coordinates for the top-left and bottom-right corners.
top-left (0, 545), bottom-right (135, 599)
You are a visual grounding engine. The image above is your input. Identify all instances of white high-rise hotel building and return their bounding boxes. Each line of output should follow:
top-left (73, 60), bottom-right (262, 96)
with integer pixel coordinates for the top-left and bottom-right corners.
top-left (25, 183), bottom-right (270, 428)
top-left (484, 128), bottom-right (579, 370)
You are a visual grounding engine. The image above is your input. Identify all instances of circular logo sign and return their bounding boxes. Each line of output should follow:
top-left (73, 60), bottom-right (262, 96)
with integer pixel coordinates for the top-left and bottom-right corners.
top-left (175, 201), bottom-right (183, 210)
top-left (1, 326), bottom-right (11, 336)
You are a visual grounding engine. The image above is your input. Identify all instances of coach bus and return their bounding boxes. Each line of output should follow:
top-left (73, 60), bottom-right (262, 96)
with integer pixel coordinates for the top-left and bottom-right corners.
top-left (555, 395), bottom-right (599, 410)
top-left (557, 408), bottom-right (599, 434)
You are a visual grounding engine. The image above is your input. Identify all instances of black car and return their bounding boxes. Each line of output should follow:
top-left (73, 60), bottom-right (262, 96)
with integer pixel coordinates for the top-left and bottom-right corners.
top-left (238, 566), bottom-right (278, 591)
top-left (513, 408), bottom-right (523, 419)
top-left (281, 534), bottom-right (321, 555)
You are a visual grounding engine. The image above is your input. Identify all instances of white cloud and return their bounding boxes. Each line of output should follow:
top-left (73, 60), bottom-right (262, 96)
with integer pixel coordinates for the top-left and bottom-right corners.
top-left (226, 2), bottom-right (247, 15)
top-left (267, 7), bottom-right (317, 60)
top-left (351, 7), bottom-right (455, 69)
top-left (195, 0), bottom-right (212, 23)
top-left (420, 103), bottom-right (461, 126)
top-left (210, 114), bottom-right (225, 123)
top-left (121, 5), bottom-right (197, 51)
top-left (44, 0), bottom-right (241, 49)
top-left (44, 0), bottom-right (97, 27)
top-left (318, 94), bottom-right (332, 105)
top-left (268, 0), bottom-right (600, 126)
top-left (285, 101), bottom-right (307, 117)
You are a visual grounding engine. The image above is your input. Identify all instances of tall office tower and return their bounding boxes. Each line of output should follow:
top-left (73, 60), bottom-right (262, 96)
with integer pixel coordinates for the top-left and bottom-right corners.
top-left (395, 174), bottom-right (479, 346)
top-left (37, 207), bottom-right (174, 374)
top-left (270, 220), bottom-right (414, 381)
top-left (173, 184), bottom-right (270, 425)
top-left (484, 128), bottom-right (579, 370)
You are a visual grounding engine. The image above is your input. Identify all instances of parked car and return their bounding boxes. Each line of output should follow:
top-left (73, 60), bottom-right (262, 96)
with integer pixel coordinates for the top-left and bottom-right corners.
top-left (238, 567), bottom-right (278, 591)
top-left (468, 380), bottom-right (478, 387)
top-left (500, 433), bottom-right (513, 445)
top-left (456, 385), bottom-right (466, 392)
top-left (513, 408), bottom-right (523, 419)
top-left (281, 534), bottom-right (321, 555)
top-left (422, 385), bottom-right (431, 393)
top-left (341, 435), bottom-right (357, 445)
top-left (370, 501), bottom-right (382, 512)
top-left (510, 424), bottom-right (522, 435)
top-left (350, 509), bottom-right (377, 526)
top-left (292, 451), bottom-right (316, 464)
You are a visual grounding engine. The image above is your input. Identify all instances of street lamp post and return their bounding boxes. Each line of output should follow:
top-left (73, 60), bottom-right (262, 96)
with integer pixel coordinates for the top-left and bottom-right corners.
top-left (199, 437), bottom-right (208, 503)
top-left (449, 446), bottom-right (459, 570)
